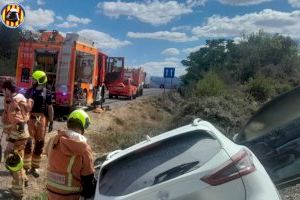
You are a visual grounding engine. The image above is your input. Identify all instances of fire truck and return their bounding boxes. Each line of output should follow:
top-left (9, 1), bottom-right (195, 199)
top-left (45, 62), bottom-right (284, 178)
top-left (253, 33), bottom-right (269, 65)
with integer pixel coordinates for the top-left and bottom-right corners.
top-left (105, 57), bottom-right (145, 100)
top-left (15, 30), bottom-right (116, 108)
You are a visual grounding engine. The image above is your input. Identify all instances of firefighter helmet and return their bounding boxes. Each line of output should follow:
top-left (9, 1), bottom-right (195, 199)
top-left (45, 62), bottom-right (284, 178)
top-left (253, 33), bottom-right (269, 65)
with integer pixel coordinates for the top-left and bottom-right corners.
top-left (32, 70), bottom-right (47, 85)
top-left (6, 8), bottom-right (19, 23)
top-left (5, 152), bottom-right (23, 172)
top-left (68, 109), bottom-right (91, 129)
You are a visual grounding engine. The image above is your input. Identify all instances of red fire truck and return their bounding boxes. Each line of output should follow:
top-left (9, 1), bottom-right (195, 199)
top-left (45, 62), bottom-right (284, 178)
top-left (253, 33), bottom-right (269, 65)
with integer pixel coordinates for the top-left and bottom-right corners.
top-left (15, 30), bottom-right (116, 108)
top-left (105, 57), bottom-right (145, 100)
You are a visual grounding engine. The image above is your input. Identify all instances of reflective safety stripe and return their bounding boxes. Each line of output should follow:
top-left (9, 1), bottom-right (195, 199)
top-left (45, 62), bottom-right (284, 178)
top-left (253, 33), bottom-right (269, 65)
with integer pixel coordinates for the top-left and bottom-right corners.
top-left (67, 156), bottom-right (76, 187)
top-left (47, 180), bottom-right (81, 192)
top-left (47, 138), bottom-right (81, 193)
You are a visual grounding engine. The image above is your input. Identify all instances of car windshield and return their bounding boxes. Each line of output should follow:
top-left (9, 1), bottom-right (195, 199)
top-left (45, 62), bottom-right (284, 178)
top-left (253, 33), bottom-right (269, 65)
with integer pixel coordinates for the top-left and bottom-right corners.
top-left (241, 88), bottom-right (300, 141)
top-left (99, 130), bottom-right (221, 196)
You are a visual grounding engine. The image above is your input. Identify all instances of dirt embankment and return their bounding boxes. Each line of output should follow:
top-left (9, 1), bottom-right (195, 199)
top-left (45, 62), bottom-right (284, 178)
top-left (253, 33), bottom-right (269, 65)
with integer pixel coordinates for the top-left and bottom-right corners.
top-left (0, 94), bottom-right (176, 199)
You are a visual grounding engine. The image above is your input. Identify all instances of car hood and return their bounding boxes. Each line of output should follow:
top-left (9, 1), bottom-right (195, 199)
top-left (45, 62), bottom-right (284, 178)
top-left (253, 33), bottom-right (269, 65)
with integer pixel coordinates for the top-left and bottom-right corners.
top-left (239, 86), bottom-right (300, 142)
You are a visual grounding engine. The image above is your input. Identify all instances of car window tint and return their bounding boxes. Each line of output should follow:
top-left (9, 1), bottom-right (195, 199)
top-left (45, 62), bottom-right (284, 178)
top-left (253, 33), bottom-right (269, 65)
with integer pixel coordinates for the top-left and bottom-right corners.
top-left (99, 130), bottom-right (221, 196)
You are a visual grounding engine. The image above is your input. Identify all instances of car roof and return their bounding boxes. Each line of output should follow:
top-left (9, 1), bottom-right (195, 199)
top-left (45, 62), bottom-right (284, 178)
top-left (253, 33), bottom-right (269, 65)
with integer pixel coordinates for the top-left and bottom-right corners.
top-left (101, 119), bottom-right (225, 166)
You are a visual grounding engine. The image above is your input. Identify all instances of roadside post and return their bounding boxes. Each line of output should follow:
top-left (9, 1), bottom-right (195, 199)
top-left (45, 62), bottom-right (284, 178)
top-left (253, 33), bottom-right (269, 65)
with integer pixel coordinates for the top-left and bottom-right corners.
top-left (163, 67), bottom-right (175, 104)
top-left (163, 67), bottom-right (175, 91)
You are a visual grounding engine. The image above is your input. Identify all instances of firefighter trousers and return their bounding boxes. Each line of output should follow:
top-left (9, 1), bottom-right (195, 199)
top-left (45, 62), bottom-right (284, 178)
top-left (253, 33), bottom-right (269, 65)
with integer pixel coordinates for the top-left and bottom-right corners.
top-left (5, 139), bottom-right (28, 197)
top-left (24, 113), bottom-right (47, 169)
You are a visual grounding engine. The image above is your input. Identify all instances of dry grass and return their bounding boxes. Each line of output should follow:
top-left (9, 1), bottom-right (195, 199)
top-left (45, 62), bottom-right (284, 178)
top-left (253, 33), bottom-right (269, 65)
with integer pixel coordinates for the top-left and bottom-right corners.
top-left (86, 96), bottom-right (175, 155)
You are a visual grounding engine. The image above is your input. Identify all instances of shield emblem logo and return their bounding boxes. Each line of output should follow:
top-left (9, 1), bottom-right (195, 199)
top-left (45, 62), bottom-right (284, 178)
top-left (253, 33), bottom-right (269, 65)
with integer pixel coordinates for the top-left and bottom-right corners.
top-left (1, 3), bottom-right (25, 28)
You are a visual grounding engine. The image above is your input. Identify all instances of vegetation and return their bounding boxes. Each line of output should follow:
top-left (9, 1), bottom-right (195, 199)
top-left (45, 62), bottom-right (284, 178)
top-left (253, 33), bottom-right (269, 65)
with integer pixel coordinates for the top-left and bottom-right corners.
top-left (0, 23), bottom-right (21, 76)
top-left (178, 31), bottom-right (300, 133)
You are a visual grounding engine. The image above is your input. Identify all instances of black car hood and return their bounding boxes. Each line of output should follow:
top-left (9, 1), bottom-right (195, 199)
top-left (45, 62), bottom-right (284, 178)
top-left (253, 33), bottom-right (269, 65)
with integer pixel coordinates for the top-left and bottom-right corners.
top-left (239, 87), bottom-right (300, 142)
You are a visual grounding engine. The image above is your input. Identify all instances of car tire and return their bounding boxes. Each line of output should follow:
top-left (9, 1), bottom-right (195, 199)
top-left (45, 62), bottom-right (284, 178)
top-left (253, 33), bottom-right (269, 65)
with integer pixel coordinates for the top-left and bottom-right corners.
top-left (109, 94), bottom-right (113, 99)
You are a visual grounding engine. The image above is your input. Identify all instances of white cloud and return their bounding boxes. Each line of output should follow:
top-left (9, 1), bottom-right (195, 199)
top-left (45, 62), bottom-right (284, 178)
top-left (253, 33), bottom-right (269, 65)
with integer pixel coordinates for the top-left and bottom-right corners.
top-left (37, 0), bottom-right (45, 5)
top-left (127, 31), bottom-right (197, 42)
top-left (135, 61), bottom-right (186, 76)
top-left (77, 29), bottom-right (131, 50)
top-left (56, 16), bottom-right (64, 21)
top-left (25, 8), bottom-right (55, 28)
top-left (219, 0), bottom-right (271, 6)
top-left (192, 9), bottom-right (300, 39)
top-left (288, 0), bottom-right (300, 8)
top-left (182, 44), bottom-right (207, 54)
top-left (161, 48), bottom-right (180, 56)
top-left (67, 15), bottom-right (91, 25)
top-left (56, 22), bottom-right (78, 28)
top-left (99, 1), bottom-right (197, 26)
top-left (171, 25), bottom-right (192, 32)
top-left (186, 0), bottom-right (207, 7)
top-left (165, 57), bottom-right (180, 62)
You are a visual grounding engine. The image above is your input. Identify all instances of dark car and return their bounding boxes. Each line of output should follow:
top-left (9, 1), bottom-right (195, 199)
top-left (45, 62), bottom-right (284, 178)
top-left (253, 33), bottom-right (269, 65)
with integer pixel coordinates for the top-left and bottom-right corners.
top-left (235, 87), bottom-right (300, 187)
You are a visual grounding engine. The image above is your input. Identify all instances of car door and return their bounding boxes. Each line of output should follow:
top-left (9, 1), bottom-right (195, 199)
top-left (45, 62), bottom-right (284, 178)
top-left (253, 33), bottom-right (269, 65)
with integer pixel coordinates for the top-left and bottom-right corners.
top-left (235, 87), bottom-right (300, 185)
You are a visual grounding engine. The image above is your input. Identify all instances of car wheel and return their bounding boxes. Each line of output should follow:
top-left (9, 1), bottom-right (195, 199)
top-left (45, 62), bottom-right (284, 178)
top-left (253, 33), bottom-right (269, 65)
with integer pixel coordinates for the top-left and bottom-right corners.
top-left (109, 94), bottom-right (113, 99)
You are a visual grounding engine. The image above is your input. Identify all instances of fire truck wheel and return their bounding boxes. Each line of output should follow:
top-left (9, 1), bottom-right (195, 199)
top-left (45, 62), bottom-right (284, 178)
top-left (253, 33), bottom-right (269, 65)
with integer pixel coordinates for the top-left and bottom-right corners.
top-left (109, 94), bottom-right (113, 99)
top-left (115, 95), bottom-right (118, 99)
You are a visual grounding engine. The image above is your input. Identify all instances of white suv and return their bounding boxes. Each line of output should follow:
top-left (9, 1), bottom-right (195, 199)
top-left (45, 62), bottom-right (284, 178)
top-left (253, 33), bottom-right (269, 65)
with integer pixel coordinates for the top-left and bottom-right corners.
top-left (94, 119), bottom-right (281, 200)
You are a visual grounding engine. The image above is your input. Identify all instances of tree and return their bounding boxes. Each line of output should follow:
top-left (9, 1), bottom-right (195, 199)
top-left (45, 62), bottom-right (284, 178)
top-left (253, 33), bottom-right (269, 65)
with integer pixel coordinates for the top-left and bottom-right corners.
top-left (0, 23), bottom-right (22, 76)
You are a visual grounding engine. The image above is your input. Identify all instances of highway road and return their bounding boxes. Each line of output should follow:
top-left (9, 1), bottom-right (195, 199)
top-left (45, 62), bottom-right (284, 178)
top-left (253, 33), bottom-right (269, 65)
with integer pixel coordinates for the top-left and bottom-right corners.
top-left (0, 88), bottom-right (165, 112)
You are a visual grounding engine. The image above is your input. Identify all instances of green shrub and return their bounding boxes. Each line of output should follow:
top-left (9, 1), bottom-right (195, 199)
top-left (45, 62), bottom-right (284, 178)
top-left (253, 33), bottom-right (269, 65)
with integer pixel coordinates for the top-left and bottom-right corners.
top-left (247, 75), bottom-right (275, 102)
top-left (195, 71), bottom-right (226, 97)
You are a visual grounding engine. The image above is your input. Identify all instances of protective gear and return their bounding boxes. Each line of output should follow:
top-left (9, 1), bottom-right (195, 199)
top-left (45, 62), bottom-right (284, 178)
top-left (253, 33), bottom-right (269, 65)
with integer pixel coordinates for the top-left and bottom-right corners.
top-left (2, 92), bottom-right (31, 198)
top-left (48, 121), bottom-right (53, 133)
top-left (46, 130), bottom-right (95, 200)
top-left (68, 110), bottom-right (91, 130)
top-left (5, 143), bottom-right (28, 198)
top-left (27, 168), bottom-right (40, 178)
top-left (5, 152), bottom-right (23, 172)
top-left (24, 113), bottom-right (47, 170)
top-left (32, 70), bottom-right (47, 85)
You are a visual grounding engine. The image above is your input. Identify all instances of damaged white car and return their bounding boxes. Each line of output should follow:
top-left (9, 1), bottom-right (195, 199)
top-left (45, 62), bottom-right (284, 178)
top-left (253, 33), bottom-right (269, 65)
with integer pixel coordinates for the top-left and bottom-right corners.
top-left (94, 118), bottom-right (281, 200)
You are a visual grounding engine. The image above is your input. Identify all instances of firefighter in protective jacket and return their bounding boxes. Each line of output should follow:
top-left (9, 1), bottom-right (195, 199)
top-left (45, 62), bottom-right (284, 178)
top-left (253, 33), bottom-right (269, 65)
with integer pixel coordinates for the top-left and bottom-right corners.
top-left (46, 109), bottom-right (96, 200)
top-left (24, 70), bottom-right (54, 177)
top-left (1, 80), bottom-right (33, 197)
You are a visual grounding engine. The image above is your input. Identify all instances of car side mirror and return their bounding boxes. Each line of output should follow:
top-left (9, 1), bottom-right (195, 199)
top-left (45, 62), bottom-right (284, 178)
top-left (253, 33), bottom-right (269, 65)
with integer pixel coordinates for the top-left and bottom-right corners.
top-left (233, 133), bottom-right (239, 142)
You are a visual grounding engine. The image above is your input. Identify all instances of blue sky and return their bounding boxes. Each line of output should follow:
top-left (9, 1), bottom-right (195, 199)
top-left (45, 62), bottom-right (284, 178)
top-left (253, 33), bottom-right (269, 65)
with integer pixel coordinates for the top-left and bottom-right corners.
top-left (1, 0), bottom-right (300, 76)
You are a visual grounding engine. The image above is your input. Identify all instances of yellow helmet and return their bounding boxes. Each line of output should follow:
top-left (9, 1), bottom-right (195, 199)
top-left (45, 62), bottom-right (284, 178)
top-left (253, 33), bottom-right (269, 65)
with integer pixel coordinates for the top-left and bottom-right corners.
top-left (32, 70), bottom-right (47, 85)
top-left (68, 109), bottom-right (91, 129)
top-left (5, 152), bottom-right (23, 172)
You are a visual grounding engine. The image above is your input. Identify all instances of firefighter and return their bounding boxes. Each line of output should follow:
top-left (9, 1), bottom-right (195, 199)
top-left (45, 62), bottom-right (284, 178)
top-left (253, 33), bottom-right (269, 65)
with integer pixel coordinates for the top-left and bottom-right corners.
top-left (45, 109), bottom-right (96, 200)
top-left (24, 70), bottom-right (54, 178)
top-left (1, 80), bottom-right (33, 198)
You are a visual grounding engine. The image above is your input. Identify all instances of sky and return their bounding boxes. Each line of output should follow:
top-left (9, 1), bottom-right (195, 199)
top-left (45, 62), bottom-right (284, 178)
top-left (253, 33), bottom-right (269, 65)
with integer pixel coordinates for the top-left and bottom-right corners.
top-left (1, 0), bottom-right (300, 77)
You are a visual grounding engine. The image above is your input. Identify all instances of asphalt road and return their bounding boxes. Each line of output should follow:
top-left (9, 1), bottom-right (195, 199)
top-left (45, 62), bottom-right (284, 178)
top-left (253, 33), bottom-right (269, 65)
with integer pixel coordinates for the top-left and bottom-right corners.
top-left (0, 88), bottom-right (165, 111)
top-left (102, 88), bottom-right (165, 109)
